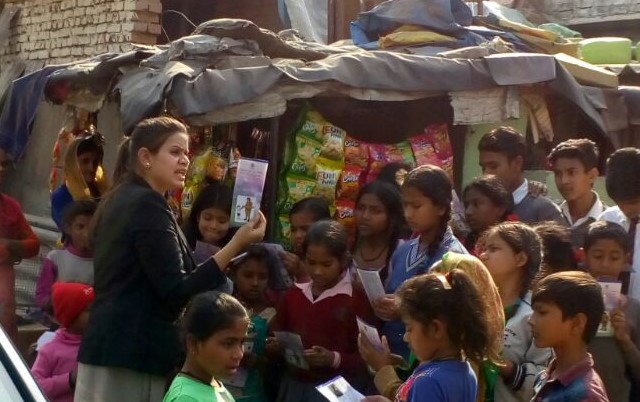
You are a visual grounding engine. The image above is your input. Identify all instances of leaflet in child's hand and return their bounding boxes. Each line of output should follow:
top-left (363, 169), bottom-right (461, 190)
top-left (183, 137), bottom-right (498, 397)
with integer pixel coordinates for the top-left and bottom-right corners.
top-left (357, 316), bottom-right (383, 351)
top-left (230, 158), bottom-right (269, 227)
top-left (596, 279), bottom-right (622, 337)
top-left (317, 376), bottom-right (365, 402)
top-left (356, 268), bottom-right (386, 304)
top-left (274, 331), bottom-right (309, 370)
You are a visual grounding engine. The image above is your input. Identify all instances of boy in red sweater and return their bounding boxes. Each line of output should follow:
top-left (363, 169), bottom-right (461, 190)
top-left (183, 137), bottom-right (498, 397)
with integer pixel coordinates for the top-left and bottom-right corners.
top-left (270, 221), bottom-right (375, 402)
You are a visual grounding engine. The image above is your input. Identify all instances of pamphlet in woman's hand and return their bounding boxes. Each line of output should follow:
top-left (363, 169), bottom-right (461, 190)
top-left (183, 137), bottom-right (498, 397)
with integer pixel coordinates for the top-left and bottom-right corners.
top-left (231, 158), bottom-right (269, 227)
top-left (317, 376), bottom-right (365, 402)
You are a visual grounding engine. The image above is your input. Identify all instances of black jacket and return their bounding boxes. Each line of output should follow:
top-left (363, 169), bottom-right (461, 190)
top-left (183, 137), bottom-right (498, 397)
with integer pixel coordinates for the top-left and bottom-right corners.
top-left (78, 175), bottom-right (227, 376)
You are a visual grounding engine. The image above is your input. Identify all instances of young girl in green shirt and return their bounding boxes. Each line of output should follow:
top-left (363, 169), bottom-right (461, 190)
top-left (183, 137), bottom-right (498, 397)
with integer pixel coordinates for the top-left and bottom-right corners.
top-left (164, 292), bottom-right (250, 402)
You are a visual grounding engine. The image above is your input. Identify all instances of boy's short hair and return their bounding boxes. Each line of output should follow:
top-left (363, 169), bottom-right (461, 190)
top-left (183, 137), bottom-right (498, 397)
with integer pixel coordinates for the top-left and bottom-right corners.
top-left (606, 147), bottom-right (640, 202)
top-left (548, 139), bottom-right (599, 171)
top-left (478, 127), bottom-right (526, 161)
top-left (584, 221), bottom-right (630, 254)
top-left (532, 271), bottom-right (604, 343)
top-left (62, 200), bottom-right (97, 229)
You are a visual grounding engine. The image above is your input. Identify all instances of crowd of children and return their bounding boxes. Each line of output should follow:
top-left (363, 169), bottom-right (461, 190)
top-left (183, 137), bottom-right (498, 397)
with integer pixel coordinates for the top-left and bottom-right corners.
top-left (3, 124), bottom-right (640, 402)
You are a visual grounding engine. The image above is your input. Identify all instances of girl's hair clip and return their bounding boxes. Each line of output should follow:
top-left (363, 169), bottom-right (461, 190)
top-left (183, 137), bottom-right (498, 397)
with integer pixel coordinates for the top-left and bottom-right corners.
top-left (436, 274), bottom-right (452, 290)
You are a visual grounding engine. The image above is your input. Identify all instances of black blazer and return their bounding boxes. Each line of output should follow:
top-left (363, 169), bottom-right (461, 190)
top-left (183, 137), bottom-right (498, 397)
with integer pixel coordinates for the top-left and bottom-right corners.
top-left (78, 175), bottom-right (227, 376)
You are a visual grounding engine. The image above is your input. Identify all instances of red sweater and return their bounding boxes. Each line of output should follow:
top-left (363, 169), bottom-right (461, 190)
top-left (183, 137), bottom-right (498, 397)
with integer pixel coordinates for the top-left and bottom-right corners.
top-left (0, 194), bottom-right (39, 265)
top-left (271, 278), bottom-right (375, 385)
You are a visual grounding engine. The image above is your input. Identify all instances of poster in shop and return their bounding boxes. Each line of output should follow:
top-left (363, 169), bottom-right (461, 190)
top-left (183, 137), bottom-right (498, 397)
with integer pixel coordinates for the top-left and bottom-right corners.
top-left (231, 158), bottom-right (269, 227)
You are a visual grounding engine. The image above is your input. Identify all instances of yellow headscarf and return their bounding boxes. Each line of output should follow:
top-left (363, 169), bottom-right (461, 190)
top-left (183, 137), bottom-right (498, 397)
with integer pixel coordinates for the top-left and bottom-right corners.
top-left (64, 135), bottom-right (110, 201)
top-left (430, 252), bottom-right (505, 363)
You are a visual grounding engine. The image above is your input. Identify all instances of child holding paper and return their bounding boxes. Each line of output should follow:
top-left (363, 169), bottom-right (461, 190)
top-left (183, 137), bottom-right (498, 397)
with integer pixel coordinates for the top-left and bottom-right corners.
top-left (226, 245), bottom-right (278, 402)
top-left (363, 267), bottom-right (499, 402)
top-left (584, 221), bottom-right (640, 402)
top-left (269, 221), bottom-right (373, 402)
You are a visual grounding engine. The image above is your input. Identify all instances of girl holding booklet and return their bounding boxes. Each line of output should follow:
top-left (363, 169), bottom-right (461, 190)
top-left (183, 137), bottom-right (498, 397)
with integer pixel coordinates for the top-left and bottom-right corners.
top-left (269, 221), bottom-right (375, 402)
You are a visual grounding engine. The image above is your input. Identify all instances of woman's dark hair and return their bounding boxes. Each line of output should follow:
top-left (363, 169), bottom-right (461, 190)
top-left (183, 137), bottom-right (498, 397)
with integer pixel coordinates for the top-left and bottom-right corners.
top-left (91, 117), bottom-right (188, 239)
top-left (354, 181), bottom-right (405, 281)
top-left (377, 162), bottom-right (411, 189)
top-left (403, 165), bottom-right (452, 257)
top-left (182, 292), bottom-right (249, 343)
top-left (290, 197), bottom-right (331, 221)
top-left (397, 269), bottom-right (494, 365)
top-left (534, 222), bottom-right (578, 272)
top-left (462, 175), bottom-right (514, 220)
top-left (302, 220), bottom-right (349, 262)
top-left (112, 137), bottom-right (131, 185)
top-left (183, 181), bottom-right (234, 249)
top-left (76, 135), bottom-right (104, 158)
top-left (128, 117), bottom-right (187, 172)
top-left (484, 222), bottom-right (542, 297)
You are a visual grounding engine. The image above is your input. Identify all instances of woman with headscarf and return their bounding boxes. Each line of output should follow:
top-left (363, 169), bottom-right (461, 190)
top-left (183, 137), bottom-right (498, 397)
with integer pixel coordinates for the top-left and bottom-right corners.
top-left (51, 134), bottom-right (109, 230)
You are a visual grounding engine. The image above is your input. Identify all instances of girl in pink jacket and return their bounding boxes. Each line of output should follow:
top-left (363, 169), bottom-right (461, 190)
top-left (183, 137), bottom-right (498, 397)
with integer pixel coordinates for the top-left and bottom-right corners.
top-left (31, 282), bottom-right (94, 402)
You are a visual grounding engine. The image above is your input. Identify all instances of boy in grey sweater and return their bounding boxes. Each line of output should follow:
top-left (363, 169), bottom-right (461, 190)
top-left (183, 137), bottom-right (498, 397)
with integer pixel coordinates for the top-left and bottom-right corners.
top-left (478, 127), bottom-right (565, 226)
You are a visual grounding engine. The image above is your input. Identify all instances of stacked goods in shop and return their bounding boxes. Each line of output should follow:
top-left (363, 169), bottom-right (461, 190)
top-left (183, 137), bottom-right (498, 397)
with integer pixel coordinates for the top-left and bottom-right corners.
top-left (276, 105), bottom-right (455, 250)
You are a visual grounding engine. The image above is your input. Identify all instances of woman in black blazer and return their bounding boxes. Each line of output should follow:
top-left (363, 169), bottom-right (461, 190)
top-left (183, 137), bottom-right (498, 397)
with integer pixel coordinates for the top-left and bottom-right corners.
top-left (74, 117), bottom-right (266, 402)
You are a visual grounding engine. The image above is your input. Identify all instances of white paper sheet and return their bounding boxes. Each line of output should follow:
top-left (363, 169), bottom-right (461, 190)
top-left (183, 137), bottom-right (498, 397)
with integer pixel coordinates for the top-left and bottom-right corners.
top-left (357, 316), bottom-right (383, 351)
top-left (317, 376), bottom-right (365, 402)
top-left (356, 268), bottom-right (386, 304)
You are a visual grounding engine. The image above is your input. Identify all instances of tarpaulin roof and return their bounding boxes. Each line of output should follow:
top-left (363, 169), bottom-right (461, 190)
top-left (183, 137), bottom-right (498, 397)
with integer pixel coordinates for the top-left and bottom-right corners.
top-left (35, 19), bottom-right (603, 135)
top-left (0, 16), bottom-right (610, 159)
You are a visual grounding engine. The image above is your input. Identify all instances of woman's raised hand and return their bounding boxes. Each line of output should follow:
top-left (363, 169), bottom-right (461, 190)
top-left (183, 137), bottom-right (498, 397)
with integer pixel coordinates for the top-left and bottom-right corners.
top-left (234, 211), bottom-right (267, 247)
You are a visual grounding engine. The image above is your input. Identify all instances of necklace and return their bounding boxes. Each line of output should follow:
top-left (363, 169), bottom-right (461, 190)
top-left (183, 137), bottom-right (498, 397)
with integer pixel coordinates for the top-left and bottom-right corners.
top-left (358, 243), bottom-right (389, 263)
top-left (179, 370), bottom-right (211, 386)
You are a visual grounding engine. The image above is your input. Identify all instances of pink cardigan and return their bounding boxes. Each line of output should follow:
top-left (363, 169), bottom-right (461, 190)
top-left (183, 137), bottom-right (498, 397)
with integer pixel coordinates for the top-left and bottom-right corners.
top-left (31, 328), bottom-right (81, 402)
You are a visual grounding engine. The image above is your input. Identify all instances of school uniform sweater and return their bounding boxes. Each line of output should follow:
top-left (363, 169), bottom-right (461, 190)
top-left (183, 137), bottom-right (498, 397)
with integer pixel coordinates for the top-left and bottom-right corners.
top-left (383, 228), bottom-right (467, 357)
top-left (270, 273), bottom-right (373, 386)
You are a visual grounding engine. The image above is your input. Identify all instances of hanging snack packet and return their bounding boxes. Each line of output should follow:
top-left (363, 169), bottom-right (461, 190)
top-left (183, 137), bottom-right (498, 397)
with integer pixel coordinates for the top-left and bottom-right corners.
top-left (426, 123), bottom-right (453, 159)
top-left (344, 136), bottom-right (368, 168)
top-left (288, 134), bottom-right (323, 179)
top-left (397, 141), bottom-right (417, 168)
top-left (337, 165), bottom-right (364, 201)
top-left (409, 133), bottom-right (441, 167)
top-left (278, 215), bottom-right (292, 251)
top-left (320, 123), bottom-right (346, 162)
top-left (335, 199), bottom-right (357, 237)
top-left (298, 108), bottom-right (326, 141)
top-left (314, 158), bottom-right (343, 207)
top-left (280, 175), bottom-right (317, 213)
top-left (440, 156), bottom-right (454, 181)
top-left (367, 144), bottom-right (387, 182)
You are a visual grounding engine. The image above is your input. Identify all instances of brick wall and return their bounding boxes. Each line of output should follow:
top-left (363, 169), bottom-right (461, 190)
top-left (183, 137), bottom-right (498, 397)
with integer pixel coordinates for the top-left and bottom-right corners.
top-left (1, 0), bottom-right (163, 70)
top-left (545, 0), bottom-right (640, 25)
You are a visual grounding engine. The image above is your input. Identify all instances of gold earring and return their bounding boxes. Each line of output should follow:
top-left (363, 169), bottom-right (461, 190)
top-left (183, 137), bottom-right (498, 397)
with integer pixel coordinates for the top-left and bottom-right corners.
top-left (145, 163), bottom-right (151, 169)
